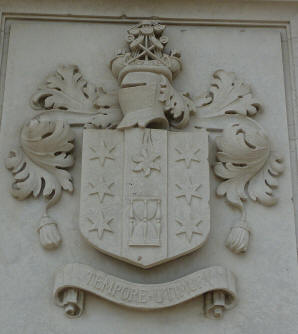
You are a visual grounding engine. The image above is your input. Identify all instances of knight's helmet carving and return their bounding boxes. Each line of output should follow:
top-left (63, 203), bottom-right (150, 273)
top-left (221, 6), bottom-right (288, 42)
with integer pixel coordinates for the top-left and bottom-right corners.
top-left (110, 20), bottom-right (182, 129)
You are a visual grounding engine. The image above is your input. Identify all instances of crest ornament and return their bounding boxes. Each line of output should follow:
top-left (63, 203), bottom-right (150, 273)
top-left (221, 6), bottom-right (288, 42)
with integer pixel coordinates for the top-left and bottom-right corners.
top-left (5, 20), bottom-right (285, 319)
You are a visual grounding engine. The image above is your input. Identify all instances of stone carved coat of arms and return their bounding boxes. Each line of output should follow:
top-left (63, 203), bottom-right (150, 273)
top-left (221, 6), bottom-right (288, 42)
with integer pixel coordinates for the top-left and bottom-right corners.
top-left (5, 21), bottom-right (284, 319)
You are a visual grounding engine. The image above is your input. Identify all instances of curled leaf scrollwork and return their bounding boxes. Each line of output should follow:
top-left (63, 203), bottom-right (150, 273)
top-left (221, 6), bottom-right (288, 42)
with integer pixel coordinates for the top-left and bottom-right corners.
top-left (31, 64), bottom-right (123, 128)
top-left (196, 69), bottom-right (261, 118)
top-left (159, 76), bottom-right (196, 128)
top-left (214, 117), bottom-right (284, 208)
top-left (195, 70), bottom-right (284, 254)
top-left (6, 65), bottom-right (123, 250)
top-left (6, 119), bottom-right (75, 207)
top-left (6, 119), bottom-right (75, 250)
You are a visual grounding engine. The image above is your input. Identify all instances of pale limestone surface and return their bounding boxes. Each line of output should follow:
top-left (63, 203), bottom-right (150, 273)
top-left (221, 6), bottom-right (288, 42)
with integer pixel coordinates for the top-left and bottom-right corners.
top-left (0, 3), bottom-right (298, 333)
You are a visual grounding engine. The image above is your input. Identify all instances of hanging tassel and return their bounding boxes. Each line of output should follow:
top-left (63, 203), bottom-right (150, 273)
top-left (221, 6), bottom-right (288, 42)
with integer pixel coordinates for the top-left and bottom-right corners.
top-left (37, 213), bottom-right (62, 250)
top-left (225, 209), bottom-right (250, 254)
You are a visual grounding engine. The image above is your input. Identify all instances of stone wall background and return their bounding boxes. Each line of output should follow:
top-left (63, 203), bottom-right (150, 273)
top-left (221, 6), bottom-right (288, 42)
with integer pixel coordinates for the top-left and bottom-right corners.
top-left (0, 1), bottom-right (298, 333)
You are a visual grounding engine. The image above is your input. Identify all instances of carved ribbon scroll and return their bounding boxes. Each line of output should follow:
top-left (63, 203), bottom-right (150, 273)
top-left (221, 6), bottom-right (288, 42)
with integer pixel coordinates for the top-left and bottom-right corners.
top-left (54, 263), bottom-right (237, 319)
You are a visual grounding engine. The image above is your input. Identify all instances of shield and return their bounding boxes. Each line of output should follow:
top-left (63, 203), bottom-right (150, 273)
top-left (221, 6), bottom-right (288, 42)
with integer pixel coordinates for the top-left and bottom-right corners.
top-left (79, 127), bottom-right (210, 268)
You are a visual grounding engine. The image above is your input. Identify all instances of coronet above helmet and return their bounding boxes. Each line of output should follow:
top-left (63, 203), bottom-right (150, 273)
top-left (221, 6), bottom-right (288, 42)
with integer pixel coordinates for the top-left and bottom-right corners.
top-left (110, 20), bottom-right (182, 83)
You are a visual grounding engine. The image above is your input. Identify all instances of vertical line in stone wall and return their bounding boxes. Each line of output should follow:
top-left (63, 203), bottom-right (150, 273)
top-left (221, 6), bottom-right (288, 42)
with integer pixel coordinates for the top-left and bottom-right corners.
top-left (120, 129), bottom-right (125, 257)
top-left (0, 18), bottom-right (10, 129)
top-left (280, 24), bottom-right (298, 253)
top-left (165, 129), bottom-right (168, 257)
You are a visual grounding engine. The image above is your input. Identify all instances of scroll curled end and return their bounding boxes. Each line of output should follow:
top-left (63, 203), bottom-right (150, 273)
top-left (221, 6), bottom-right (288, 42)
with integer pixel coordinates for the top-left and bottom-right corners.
top-left (54, 264), bottom-right (85, 318)
top-left (204, 290), bottom-right (236, 319)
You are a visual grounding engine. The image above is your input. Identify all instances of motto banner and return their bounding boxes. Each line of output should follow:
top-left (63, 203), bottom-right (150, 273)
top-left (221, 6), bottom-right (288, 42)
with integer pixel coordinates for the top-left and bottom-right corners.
top-left (54, 263), bottom-right (237, 318)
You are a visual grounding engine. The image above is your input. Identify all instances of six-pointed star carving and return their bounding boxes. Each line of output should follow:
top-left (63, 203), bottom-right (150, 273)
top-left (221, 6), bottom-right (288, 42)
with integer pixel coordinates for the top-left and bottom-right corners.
top-left (88, 209), bottom-right (114, 239)
top-left (175, 144), bottom-right (200, 168)
top-left (176, 212), bottom-right (203, 242)
top-left (132, 147), bottom-right (161, 176)
top-left (89, 141), bottom-right (115, 166)
top-left (176, 178), bottom-right (202, 205)
top-left (88, 177), bottom-right (114, 203)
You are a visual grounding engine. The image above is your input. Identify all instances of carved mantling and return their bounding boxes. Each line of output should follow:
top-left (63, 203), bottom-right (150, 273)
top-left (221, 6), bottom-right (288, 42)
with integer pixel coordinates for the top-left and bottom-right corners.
top-left (194, 70), bottom-right (284, 253)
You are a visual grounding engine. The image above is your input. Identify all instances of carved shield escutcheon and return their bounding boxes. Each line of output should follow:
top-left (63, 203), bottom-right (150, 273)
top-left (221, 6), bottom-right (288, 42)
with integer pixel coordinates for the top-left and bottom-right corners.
top-left (79, 128), bottom-right (210, 268)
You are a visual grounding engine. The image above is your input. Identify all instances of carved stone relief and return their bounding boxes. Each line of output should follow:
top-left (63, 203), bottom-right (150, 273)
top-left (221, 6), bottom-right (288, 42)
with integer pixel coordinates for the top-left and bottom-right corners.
top-left (80, 127), bottom-right (210, 268)
top-left (5, 20), bottom-right (285, 319)
top-left (193, 70), bottom-right (284, 253)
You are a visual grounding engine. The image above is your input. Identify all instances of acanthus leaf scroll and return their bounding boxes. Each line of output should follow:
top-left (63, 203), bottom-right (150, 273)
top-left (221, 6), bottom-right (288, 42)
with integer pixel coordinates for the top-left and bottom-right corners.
top-left (195, 69), bottom-right (284, 254)
top-left (215, 119), bottom-right (283, 208)
top-left (6, 65), bottom-right (124, 250)
top-left (5, 119), bottom-right (75, 249)
top-left (31, 64), bottom-right (123, 128)
top-left (196, 69), bottom-right (261, 118)
top-left (159, 75), bottom-right (196, 128)
top-left (6, 119), bottom-right (74, 203)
